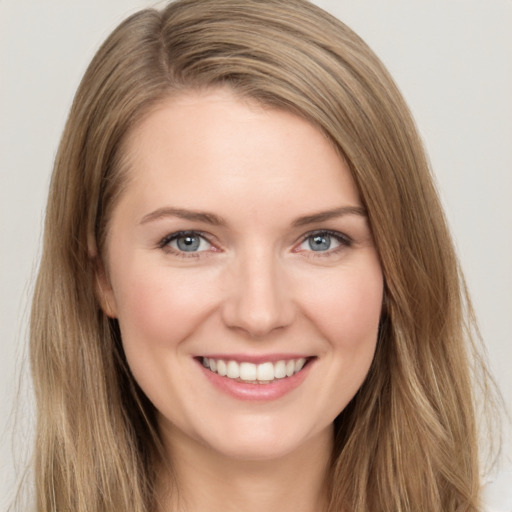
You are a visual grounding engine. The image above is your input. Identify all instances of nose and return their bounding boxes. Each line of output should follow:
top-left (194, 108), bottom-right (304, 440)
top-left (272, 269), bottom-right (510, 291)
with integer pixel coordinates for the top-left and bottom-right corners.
top-left (220, 248), bottom-right (295, 338)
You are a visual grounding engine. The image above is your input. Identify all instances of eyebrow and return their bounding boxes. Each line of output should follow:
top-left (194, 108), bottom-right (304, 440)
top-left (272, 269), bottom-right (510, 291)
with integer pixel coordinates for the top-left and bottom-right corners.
top-left (140, 207), bottom-right (227, 226)
top-left (140, 205), bottom-right (367, 227)
top-left (292, 206), bottom-right (367, 227)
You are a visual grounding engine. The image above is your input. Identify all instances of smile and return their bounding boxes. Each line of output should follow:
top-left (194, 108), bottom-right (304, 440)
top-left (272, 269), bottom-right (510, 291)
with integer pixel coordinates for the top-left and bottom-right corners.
top-left (201, 357), bottom-right (308, 384)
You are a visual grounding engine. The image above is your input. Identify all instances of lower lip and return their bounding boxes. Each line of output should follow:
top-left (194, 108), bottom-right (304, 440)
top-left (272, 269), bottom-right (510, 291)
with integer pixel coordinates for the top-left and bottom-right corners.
top-left (197, 359), bottom-right (313, 401)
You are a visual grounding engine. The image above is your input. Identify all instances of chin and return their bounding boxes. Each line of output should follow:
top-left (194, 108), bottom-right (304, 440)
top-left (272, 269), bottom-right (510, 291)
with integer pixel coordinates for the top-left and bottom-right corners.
top-left (189, 414), bottom-right (333, 463)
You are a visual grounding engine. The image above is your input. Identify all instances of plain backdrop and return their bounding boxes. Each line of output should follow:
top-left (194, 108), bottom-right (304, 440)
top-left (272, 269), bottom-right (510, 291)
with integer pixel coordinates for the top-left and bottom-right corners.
top-left (1, 0), bottom-right (511, 509)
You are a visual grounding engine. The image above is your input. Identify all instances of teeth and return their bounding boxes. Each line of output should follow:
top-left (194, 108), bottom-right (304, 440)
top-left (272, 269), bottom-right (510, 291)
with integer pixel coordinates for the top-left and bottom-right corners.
top-left (295, 358), bottom-right (306, 372)
top-left (201, 357), bottom-right (309, 383)
top-left (274, 360), bottom-right (286, 379)
top-left (257, 362), bottom-right (274, 381)
top-left (227, 360), bottom-right (240, 379)
top-left (217, 359), bottom-right (227, 376)
top-left (240, 362), bottom-right (257, 381)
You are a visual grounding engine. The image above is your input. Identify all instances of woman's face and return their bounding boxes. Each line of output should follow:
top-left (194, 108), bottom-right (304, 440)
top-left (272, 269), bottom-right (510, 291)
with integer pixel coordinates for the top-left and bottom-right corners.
top-left (100, 89), bottom-right (383, 462)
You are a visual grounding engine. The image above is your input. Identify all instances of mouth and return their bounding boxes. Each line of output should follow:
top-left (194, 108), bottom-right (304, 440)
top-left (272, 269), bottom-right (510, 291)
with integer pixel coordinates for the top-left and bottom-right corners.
top-left (199, 356), bottom-right (313, 384)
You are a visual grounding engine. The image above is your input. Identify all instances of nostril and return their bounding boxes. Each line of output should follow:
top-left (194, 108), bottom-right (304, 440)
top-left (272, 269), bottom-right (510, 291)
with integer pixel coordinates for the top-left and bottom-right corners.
top-left (221, 295), bottom-right (295, 338)
top-left (219, 259), bottom-right (295, 337)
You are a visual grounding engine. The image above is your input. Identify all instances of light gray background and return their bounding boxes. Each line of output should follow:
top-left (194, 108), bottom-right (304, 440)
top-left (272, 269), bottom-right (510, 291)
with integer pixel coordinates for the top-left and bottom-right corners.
top-left (1, 1), bottom-right (511, 509)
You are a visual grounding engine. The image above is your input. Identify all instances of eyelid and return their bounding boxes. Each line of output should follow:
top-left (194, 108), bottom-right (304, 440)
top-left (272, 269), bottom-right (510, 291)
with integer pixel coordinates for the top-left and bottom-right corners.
top-left (158, 230), bottom-right (218, 257)
top-left (158, 229), bottom-right (352, 258)
top-left (293, 229), bottom-right (352, 254)
top-left (159, 230), bottom-right (207, 247)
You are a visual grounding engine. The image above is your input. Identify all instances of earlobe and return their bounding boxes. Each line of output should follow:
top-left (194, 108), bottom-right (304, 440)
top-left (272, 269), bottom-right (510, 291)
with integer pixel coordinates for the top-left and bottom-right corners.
top-left (93, 258), bottom-right (118, 318)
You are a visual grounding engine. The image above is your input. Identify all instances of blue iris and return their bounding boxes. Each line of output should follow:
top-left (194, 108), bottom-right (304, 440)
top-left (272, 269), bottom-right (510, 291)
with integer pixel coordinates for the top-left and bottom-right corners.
top-left (308, 234), bottom-right (331, 251)
top-left (176, 234), bottom-right (201, 252)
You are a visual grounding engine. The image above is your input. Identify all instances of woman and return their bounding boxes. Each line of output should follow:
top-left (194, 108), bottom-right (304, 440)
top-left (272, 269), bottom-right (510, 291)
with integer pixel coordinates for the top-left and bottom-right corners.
top-left (27, 0), bottom-right (499, 510)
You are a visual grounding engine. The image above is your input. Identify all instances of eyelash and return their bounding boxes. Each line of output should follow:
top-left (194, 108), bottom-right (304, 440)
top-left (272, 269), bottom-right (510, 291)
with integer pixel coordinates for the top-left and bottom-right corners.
top-left (158, 229), bottom-right (352, 258)
top-left (295, 230), bottom-right (352, 258)
top-left (158, 230), bottom-right (215, 258)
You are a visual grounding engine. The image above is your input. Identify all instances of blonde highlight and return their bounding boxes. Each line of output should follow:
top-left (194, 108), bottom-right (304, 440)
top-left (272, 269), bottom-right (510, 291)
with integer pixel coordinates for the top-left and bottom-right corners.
top-left (27, 1), bottom-right (498, 510)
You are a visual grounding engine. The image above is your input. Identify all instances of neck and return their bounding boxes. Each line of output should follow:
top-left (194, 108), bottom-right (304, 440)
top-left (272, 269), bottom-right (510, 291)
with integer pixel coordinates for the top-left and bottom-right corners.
top-left (157, 424), bottom-right (333, 512)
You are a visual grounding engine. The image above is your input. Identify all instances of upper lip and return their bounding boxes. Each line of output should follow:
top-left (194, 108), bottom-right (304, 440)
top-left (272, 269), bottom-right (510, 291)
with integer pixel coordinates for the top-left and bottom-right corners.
top-left (197, 353), bottom-right (314, 364)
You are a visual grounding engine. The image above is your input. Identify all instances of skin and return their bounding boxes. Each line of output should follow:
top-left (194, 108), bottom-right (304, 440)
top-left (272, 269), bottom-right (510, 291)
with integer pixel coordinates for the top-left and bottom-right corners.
top-left (98, 88), bottom-right (383, 512)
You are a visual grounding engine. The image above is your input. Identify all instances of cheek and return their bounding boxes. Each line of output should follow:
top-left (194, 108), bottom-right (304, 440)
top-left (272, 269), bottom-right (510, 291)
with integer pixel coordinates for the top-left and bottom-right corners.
top-left (110, 264), bottom-right (222, 409)
top-left (111, 262), bottom-right (218, 351)
top-left (300, 260), bottom-right (383, 350)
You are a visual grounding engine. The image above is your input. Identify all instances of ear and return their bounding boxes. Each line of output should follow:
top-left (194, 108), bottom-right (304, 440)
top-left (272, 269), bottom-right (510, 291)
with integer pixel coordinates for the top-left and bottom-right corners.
top-left (92, 257), bottom-right (118, 319)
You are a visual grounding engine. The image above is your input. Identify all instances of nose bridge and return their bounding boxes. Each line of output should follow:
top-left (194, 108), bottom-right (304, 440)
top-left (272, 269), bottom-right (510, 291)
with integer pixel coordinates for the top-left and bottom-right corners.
top-left (222, 245), bottom-right (293, 337)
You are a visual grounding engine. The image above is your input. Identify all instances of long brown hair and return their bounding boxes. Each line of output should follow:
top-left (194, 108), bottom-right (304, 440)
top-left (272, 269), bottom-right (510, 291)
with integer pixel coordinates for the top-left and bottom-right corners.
top-left (29, 0), bottom-right (495, 510)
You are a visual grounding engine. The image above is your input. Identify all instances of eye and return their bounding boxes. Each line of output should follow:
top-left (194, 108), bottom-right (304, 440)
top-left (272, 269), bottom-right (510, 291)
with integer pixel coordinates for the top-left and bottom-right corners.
top-left (296, 230), bottom-right (351, 254)
top-left (161, 231), bottom-right (212, 254)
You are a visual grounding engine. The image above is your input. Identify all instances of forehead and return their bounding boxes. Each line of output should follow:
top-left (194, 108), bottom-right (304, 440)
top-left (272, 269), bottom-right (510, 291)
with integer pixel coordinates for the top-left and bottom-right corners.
top-left (115, 88), bottom-right (361, 226)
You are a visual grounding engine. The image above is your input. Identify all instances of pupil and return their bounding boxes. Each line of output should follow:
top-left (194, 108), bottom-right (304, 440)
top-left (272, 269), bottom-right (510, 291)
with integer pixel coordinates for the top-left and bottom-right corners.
top-left (309, 234), bottom-right (330, 251)
top-left (177, 235), bottom-right (200, 252)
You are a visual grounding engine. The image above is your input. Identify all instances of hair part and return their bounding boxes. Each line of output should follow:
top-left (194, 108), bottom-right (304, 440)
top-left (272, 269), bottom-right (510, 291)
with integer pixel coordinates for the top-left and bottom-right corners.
top-left (28, 1), bottom-right (497, 510)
